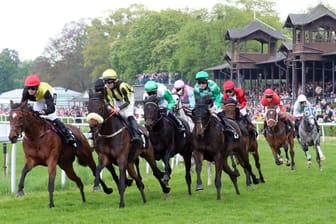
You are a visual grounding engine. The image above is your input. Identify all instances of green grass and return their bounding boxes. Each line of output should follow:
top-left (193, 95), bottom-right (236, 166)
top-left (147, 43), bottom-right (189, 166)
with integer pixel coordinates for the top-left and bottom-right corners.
top-left (1, 138), bottom-right (336, 224)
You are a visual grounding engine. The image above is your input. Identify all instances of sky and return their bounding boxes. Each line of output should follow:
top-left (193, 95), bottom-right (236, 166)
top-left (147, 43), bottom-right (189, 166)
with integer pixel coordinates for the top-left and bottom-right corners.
top-left (1, 0), bottom-right (335, 61)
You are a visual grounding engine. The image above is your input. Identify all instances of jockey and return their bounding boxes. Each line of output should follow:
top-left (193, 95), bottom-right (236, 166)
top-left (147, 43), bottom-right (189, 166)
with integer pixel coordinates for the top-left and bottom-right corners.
top-left (193, 71), bottom-right (222, 113)
top-left (21, 74), bottom-right (77, 148)
top-left (171, 79), bottom-right (195, 110)
top-left (293, 94), bottom-right (320, 138)
top-left (193, 71), bottom-right (238, 139)
top-left (100, 69), bottom-right (142, 145)
top-left (143, 80), bottom-right (185, 134)
top-left (260, 88), bottom-right (292, 135)
top-left (222, 80), bottom-right (256, 136)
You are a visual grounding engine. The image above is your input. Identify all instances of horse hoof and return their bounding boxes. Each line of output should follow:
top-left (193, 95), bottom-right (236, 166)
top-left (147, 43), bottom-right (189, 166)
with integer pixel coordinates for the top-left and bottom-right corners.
top-left (93, 186), bottom-right (101, 192)
top-left (126, 179), bottom-right (133, 187)
top-left (196, 185), bottom-right (204, 191)
top-left (104, 188), bottom-right (113, 194)
top-left (320, 155), bottom-right (326, 161)
top-left (16, 191), bottom-right (24, 197)
top-left (307, 161), bottom-right (312, 168)
top-left (163, 186), bottom-right (171, 194)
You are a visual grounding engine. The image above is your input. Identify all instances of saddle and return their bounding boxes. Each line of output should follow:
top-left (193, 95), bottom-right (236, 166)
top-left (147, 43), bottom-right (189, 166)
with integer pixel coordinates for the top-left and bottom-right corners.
top-left (215, 112), bottom-right (239, 140)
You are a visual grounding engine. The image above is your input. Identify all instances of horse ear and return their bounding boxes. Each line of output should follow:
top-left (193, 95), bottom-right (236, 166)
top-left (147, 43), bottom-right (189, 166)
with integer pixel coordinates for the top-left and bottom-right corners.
top-left (21, 100), bottom-right (27, 108)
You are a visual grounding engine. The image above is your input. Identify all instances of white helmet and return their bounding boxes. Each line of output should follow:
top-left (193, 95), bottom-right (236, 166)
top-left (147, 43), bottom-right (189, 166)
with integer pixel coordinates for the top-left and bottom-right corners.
top-left (298, 94), bottom-right (307, 102)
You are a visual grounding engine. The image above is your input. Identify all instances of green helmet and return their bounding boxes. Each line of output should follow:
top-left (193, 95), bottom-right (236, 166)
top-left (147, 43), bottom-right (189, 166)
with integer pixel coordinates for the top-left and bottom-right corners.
top-left (195, 71), bottom-right (209, 80)
top-left (144, 80), bottom-right (158, 92)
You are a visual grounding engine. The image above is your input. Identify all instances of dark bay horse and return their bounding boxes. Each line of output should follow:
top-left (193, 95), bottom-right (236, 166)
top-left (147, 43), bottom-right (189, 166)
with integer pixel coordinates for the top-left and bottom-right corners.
top-left (143, 96), bottom-right (193, 195)
top-left (223, 102), bottom-right (265, 183)
top-left (8, 100), bottom-right (112, 208)
top-left (191, 102), bottom-right (259, 200)
top-left (299, 105), bottom-right (325, 170)
top-left (87, 91), bottom-right (170, 208)
top-left (264, 107), bottom-right (295, 170)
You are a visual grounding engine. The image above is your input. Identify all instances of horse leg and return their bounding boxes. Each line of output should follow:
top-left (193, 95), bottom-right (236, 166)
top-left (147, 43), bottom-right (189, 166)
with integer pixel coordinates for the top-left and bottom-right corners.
top-left (193, 152), bottom-right (204, 191)
top-left (315, 144), bottom-right (323, 171)
top-left (181, 152), bottom-right (192, 195)
top-left (117, 164), bottom-right (127, 208)
top-left (272, 147), bottom-right (283, 165)
top-left (141, 147), bottom-right (170, 194)
top-left (79, 152), bottom-right (113, 194)
top-left (207, 161), bottom-right (212, 186)
top-left (302, 145), bottom-right (312, 168)
top-left (47, 164), bottom-right (58, 208)
top-left (93, 160), bottom-right (105, 192)
top-left (214, 160), bottom-right (224, 200)
top-left (126, 162), bottom-right (146, 204)
top-left (59, 163), bottom-right (85, 204)
top-left (17, 164), bottom-right (32, 198)
top-left (251, 148), bottom-right (265, 183)
top-left (289, 141), bottom-right (296, 170)
top-left (162, 154), bottom-right (172, 186)
top-left (235, 149), bottom-right (259, 185)
top-left (230, 151), bottom-right (240, 176)
top-left (316, 144), bottom-right (326, 161)
top-left (222, 155), bottom-right (240, 195)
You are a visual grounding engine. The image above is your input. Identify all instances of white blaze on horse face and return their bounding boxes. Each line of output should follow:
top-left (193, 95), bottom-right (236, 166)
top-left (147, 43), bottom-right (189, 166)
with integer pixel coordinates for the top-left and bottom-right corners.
top-left (11, 112), bottom-right (17, 119)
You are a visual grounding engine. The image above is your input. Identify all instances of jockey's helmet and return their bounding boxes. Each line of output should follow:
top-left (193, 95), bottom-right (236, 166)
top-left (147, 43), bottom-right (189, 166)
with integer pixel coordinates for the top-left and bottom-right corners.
top-left (298, 94), bottom-right (307, 103)
top-left (195, 71), bottom-right (209, 80)
top-left (144, 80), bottom-right (158, 92)
top-left (102, 69), bottom-right (118, 81)
top-left (24, 74), bottom-right (41, 87)
top-left (223, 80), bottom-right (235, 91)
top-left (174, 80), bottom-right (185, 89)
top-left (263, 88), bottom-right (274, 96)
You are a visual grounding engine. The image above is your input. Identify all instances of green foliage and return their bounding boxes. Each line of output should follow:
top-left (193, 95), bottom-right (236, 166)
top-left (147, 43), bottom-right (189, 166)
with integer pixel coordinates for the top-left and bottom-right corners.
top-left (1, 139), bottom-right (336, 223)
top-left (0, 49), bottom-right (20, 92)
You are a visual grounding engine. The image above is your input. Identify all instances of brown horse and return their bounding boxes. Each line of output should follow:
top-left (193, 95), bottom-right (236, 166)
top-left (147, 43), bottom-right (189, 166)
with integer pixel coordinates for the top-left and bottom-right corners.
top-left (223, 101), bottom-right (265, 183)
top-left (8, 100), bottom-right (112, 208)
top-left (264, 107), bottom-right (295, 170)
top-left (87, 91), bottom-right (170, 208)
top-left (191, 101), bottom-right (259, 200)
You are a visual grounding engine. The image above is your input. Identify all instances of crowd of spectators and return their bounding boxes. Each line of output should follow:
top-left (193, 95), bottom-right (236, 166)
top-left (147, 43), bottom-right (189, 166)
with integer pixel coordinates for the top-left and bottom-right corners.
top-left (0, 79), bottom-right (335, 124)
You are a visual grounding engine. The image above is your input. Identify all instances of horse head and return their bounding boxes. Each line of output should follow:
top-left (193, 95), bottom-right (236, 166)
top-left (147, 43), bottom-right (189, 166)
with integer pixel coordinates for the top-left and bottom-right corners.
top-left (265, 107), bottom-right (279, 128)
top-left (303, 106), bottom-right (316, 126)
top-left (143, 95), bottom-right (161, 131)
top-left (192, 102), bottom-right (212, 137)
top-left (8, 100), bottom-right (35, 143)
top-left (86, 89), bottom-right (109, 133)
top-left (223, 98), bottom-right (237, 120)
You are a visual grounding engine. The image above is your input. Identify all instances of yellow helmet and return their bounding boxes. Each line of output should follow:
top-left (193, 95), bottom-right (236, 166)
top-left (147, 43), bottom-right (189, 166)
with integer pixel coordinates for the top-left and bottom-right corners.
top-left (102, 69), bottom-right (118, 80)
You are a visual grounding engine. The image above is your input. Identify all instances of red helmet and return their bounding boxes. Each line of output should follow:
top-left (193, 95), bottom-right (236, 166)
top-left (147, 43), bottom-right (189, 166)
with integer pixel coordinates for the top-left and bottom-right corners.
top-left (223, 80), bottom-right (235, 91)
top-left (24, 74), bottom-right (41, 87)
top-left (263, 88), bottom-right (274, 96)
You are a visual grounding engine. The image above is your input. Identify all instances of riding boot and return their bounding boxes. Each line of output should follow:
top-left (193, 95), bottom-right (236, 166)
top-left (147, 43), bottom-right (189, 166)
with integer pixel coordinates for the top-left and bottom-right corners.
top-left (284, 119), bottom-right (292, 134)
top-left (167, 112), bottom-right (186, 134)
top-left (294, 121), bottom-right (300, 139)
top-left (243, 115), bottom-right (258, 138)
top-left (217, 112), bottom-right (239, 139)
top-left (315, 119), bottom-right (320, 133)
top-left (52, 118), bottom-right (78, 148)
top-left (127, 116), bottom-right (143, 145)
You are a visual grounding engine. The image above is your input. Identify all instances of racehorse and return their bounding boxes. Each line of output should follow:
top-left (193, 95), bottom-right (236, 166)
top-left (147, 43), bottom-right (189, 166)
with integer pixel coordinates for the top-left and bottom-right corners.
top-left (223, 101), bottom-right (265, 183)
top-left (8, 100), bottom-right (112, 208)
top-left (87, 91), bottom-right (170, 208)
top-left (264, 107), bottom-right (296, 170)
top-left (143, 95), bottom-right (193, 195)
top-left (298, 105), bottom-right (325, 170)
top-left (191, 99), bottom-right (259, 200)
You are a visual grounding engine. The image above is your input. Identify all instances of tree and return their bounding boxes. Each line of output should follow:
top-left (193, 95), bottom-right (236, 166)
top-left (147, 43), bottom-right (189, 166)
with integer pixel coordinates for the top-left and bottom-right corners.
top-left (0, 49), bottom-right (20, 92)
top-left (40, 20), bottom-right (91, 92)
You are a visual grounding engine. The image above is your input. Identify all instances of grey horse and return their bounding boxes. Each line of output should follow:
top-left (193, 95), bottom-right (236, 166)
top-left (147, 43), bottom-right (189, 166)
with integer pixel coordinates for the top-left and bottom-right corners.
top-left (298, 105), bottom-right (325, 170)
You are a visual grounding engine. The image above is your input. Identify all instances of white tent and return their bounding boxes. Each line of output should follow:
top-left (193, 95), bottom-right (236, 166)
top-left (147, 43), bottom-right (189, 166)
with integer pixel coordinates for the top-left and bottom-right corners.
top-left (0, 87), bottom-right (83, 108)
